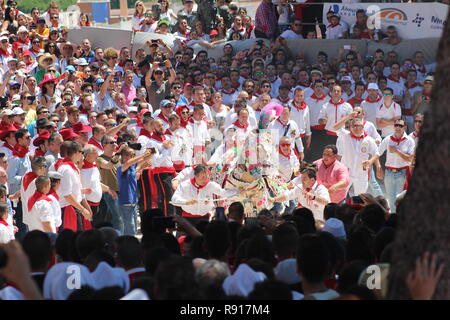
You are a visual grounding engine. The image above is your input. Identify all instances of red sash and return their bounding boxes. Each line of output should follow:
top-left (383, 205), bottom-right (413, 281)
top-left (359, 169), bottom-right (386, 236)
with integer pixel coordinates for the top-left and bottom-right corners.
top-left (88, 137), bottom-right (104, 151)
top-left (22, 172), bottom-right (38, 191)
top-left (27, 191), bottom-right (52, 212)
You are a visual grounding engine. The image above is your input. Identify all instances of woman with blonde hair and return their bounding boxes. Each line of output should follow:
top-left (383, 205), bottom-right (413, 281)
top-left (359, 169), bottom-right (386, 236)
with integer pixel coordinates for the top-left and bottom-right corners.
top-left (104, 47), bottom-right (119, 69)
top-left (132, 1), bottom-right (146, 32)
top-left (158, 0), bottom-right (177, 26)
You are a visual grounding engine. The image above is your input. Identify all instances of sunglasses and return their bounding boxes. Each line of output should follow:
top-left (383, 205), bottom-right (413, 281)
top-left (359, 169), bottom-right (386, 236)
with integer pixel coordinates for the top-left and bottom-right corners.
top-left (280, 143), bottom-right (290, 147)
top-left (383, 93), bottom-right (392, 96)
top-left (294, 23), bottom-right (301, 26)
top-left (181, 111), bottom-right (189, 114)
top-left (105, 141), bottom-right (117, 144)
top-left (85, 89), bottom-right (94, 93)
top-left (315, 85), bottom-right (324, 88)
top-left (414, 120), bottom-right (423, 123)
top-left (394, 124), bottom-right (405, 128)
top-left (262, 85), bottom-right (270, 88)
top-left (173, 86), bottom-right (181, 89)
top-left (105, 123), bottom-right (117, 127)
top-left (155, 71), bottom-right (164, 75)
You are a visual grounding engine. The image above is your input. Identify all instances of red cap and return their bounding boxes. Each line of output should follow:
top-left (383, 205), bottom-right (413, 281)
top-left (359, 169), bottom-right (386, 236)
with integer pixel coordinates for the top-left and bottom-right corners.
top-left (0, 124), bottom-right (16, 140)
top-left (73, 122), bottom-right (92, 133)
top-left (22, 50), bottom-right (31, 57)
top-left (209, 29), bottom-right (218, 36)
top-left (59, 128), bottom-right (80, 140)
top-left (33, 131), bottom-right (51, 146)
top-left (184, 82), bottom-right (193, 89)
top-left (139, 109), bottom-right (151, 116)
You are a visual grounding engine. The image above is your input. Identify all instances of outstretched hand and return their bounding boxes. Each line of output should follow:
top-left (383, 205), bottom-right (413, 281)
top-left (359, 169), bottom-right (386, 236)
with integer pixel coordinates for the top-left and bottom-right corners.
top-left (406, 252), bottom-right (444, 300)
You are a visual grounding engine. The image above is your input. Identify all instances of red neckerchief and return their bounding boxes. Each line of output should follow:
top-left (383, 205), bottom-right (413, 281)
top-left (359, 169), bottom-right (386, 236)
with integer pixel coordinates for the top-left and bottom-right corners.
top-left (158, 113), bottom-right (169, 123)
top-left (328, 23), bottom-right (341, 28)
top-left (277, 118), bottom-right (289, 128)
top-left (422, 91), bottom-right (432, 99)
top-left (35, 149), bottom-right (45, 157)
top-left (310, 93), bottom-right (326, 101)
top-left (30, 47), bottom-right (41, 54)
top-left (277, 96), bottom-right (290, 104)
top-left (233, 120), bottom-right (249, 129)
top-left (175, 106), bottom-right (189, 128)
top-left (88, 137), bottom-right (104, 151)
top-left (0, 48), bottom-right (10, 56)
top-left (390, 135), bottom-right (407, 145)
top-left (150, 133), bottom-right (165, 142)
top-left (190, 177), bottom-right (209, 193)
top-left (350, 132), bottom-right (367, 140)
top-left (2, 143), bottom-right (14, 151)
top-left (366, 94), bottom-right (382, 103)
top-left (231, 83), bottom-right (240, 90)
top-left (0, 219), bottom-right (7, 226)
top-left (344, 89), bottom-right (353, 97)
top-left (245, 24), bottom-right (254, 38)
top-left (82, 160), bottom-right (97, 169)
top-left (145, 19), bottom-right (156, 25)
top-left (348, 97), bottom-right (363, 105)
top-left (22, 172), bottom-right (38, 191)
top-left (415, 64), bottom-right (426, 74)
top-left (387, 75), bottom-right (400, 83)
top-left (178, 29), bottom-right (189, 36)
top-left (17, 38), bottom-right (30, 45)
top-left (80, 108), bottom-right (89, 115)
top-left (278, 148), bottom-right (291, 159)
top-left (412, 131), bottom-right (419, 138)
top-left (27, 190), bottom-right (52, 212)
top-left (12, 144), bottom-right (28, 158)
top-left (232, 26), bottom-right (245, 33)
top-left (48, 188), bottom-right (59, 201)
top-left (55, 157), bottom-right (80, 174)
top-left (405, 82), bottom-right (418, 89)
top-left (139, 128), bottom-right (152, 139)
top-left (292, 100), bottom-right (307, 111)
top-left (164, 129), bottom-right (173, 136)
top-left (330, 98), bottom-right (345, 107)
top-left (221, 88), bottom-right (236, 94)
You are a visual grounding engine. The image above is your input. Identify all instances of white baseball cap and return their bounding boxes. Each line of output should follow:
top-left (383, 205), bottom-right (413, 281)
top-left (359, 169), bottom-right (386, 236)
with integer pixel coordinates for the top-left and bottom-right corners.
top-left (340, 76), bottom-right (352, 82)
top-left (367, 83), bottom-right (379, 90)
top-left (12, 107), bottom-right (25, 115)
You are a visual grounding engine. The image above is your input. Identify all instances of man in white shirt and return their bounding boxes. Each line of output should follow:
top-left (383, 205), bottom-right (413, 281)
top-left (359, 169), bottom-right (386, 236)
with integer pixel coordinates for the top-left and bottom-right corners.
top-left (318, 85), bottom-right (353, 142)
top-left (56, 141), bottom-right (92, 231)
top-left (408, 113), bottom-right (423, 146)
top-left (220, 76), bottom-right (239, 107)
top-left (269, 105), bottom-right (304, 160)
top-left (188, 104), bottom-right (211, 165)
top-left (270, 168), bottom-right (330, 221)
top-left (80, 145), bottom-right (103, 223)
top-left (289, 87), bottom-right (312, 150)
top-left (272, 136), bottom-right (300, 215)
top-left (378, 119), bottom-right (415, 213)
top-left (325, 13), bottom-right (348, 39)
top-left (335, 118), bottom-right (379, 196)
top-left (280, 19), bottom-right (304, 40)
top-left (386, 62), bottom-right (405, 104)
top-left (361, 83), bottom-right (383, 125)
top-left (171, 165), bottom-right (238, 226)
top-left (272, 85), bottom-right (292, 107)
top-left (376, 87), bottom-right (402, 138)
top-left (26, 175), bottom-right (56, 233)
top-left (225, 108), bottom-right (253, 141)
top-left (401, 69), bottom-right (422, 132)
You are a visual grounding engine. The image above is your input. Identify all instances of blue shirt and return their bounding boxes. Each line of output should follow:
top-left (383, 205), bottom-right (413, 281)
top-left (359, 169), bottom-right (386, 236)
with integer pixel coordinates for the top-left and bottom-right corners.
top-left (81, 50), bottom-right (96, 64)
top-left (117, 164), bottom-right (138, 205)
top-left (8, 155), bottom-right (32, 194)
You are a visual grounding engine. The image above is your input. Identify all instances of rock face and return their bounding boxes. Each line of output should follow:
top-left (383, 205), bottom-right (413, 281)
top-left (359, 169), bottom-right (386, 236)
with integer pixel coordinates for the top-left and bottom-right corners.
top-left (387, 9), bottom-right (450, 300)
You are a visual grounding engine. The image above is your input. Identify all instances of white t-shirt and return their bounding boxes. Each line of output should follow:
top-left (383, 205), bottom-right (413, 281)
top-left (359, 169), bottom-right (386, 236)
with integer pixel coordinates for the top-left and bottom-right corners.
top-left (80, 166), bottom-right (103, 204)
top-left (319, 100), bottom-right (353, 133)
top-left (376, 102), bottom-right (402, 137)
top-left (378, 134), bottom-right (415, 169)
top-left (27, 199), bottom-right (55, 232)
top-left (280, 29), bottom-right (304, 40)
top-left (58, 164), bottom-right (83, 208)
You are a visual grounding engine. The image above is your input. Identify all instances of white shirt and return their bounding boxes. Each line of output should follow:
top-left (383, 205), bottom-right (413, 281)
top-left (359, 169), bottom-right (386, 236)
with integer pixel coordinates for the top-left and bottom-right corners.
top-left (225, 121), bottom-right (253, 140)
top-left (376, 102), bottom-right (402, 137)
top-left (401, 84), bottom-right (422, 111)
top-left (378, 133), bottom-right (415, 169)
top-left (284, 178), bottom-right (330, 221)
top-left (171, 179), bottom-right (237, 216)
top-left (289, 101), bottom-right (311, 137)
top-left (386, 76), bottom-right (405, 97)
top-left (58, 164), bottom-right (83, 208)
top-left (0, 143), bottom-right (14, 162)
top-left (166, 127), bottom-right (193, 166)
top-left (277, 150), bottom-right (299, 182)
top-left (80, 165), bottom-right (103, 203)
top-left (305, 94), bottom-right (330, 127)
top-left (272, 96), bottom-right (292, 107)
top-left (0, 223), bottom-right (13, 244)
top-left (280, 29), bottom-right (304, 40)
top-left (409, 131), bottom-right (419, 146)
top-left (27, 199), bottom-right (55, 232)
top-left (363, 120), bottom-right (382, 144)
top-left (325, 23), bottom-right (347, 39)
top-left (336, 129), bottom-right (379, 180)
top-left (187, 119), bottom-right (211, 150)
top-left (224, 109), bottom-right (257, 129)
top-left (147, 137), bottom-right (174, 169)
top-left (319, 99), bottom-right (353, 133)
top-left (220, 88), bottom-right (239, 106)
top-left (20, 174), bottom-right (37, 227)
top-left (361, 95), bottom-right (383, 125)
top-left (269, 118), bottom-right (303, 152)
top-left (48, 194), bottom-right (62, 228)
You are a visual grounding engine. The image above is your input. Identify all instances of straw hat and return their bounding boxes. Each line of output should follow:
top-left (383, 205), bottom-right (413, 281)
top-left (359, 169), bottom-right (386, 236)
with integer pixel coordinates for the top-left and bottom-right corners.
top-left (38, 53), bottom-right (56, 68)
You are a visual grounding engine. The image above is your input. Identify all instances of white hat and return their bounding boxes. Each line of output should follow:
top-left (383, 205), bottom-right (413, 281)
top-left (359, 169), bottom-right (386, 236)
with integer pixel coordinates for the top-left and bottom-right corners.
top-left (120, 289), bottom-right (150, 300)
top-left (222, 263), bottom-right (266, 297)
top-left (48, 171), bottom-right (63, 179)
top-left (43, 262), bottom-right (94, 300)
top-left (0, 109), bottom-right (13, 117)
top-left (367, 83), bottom-right (379, 90)
top-left (0, 35), bottom-right (8, 42)
top-left (77, 58), bottom-right (88, 66)
top-left (91, 261), bottom-right (130, 292)
top-left (310, 69), bottom-right (323, 77)
top-left (340, 76), bottom-right (352, 82)
top-left (128, 106), bottom-right (138, 113)
top-left (323, 218), bottom-right (346, 239)
top-left (17, 26), bottom-right (28, 34)
top-left (0, 286), bottom-right (24, 300)
top-left (274, 258), bottom-right (302, 285)
top-left (12, 107), bottom-right (25, 115)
